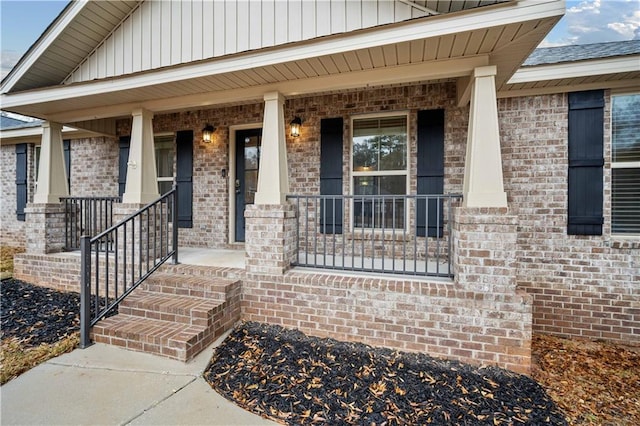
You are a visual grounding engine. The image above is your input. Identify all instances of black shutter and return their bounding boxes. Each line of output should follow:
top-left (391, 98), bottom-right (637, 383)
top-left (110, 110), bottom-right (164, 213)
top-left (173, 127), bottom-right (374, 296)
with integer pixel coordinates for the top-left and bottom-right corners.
top-left (320, 118), bottom-right (343, 234)
top-left (176, 130), bottom-right (193, 228)
top-left (15, 144), bottom-right (28, 221)
top-left (416, 109), bottom-right (445, 237)
top-left (63, 139), bottom-right (71, 192)
top-left (568, 90), bottom-right (604, 235)
top-left (118, 137), bottom-right (130, 198)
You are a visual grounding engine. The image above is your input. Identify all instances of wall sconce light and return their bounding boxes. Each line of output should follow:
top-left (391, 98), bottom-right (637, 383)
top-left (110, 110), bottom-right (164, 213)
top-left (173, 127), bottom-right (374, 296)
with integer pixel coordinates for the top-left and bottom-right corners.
top-left (202, 124), bottom-right (215, 143)
top-left (290, 116), bottom-right (302, 138)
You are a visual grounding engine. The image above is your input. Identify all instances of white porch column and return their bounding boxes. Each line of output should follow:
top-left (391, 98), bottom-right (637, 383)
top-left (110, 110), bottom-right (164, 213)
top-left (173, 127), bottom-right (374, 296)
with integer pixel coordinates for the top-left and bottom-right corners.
top-left (122, 108), bottom-right (159, 204)
top-left (462, 66), bottom-right (507, 208)
top-left (255, 91), bottom-right (289, 205)
top-left (33, 121), bottom-right (69, 203)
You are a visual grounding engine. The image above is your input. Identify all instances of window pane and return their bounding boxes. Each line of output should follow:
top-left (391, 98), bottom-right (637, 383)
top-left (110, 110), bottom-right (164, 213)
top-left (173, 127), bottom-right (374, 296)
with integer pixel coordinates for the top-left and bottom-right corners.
top-left (353, 176), bottom-right (405, 228)
top-left (158, 180), bottom-right (173, 196)
top-left (353, 116), bottom-right (407, 171)
top-left (612, 94), bottom-right (640, 162)
top-left (155, 135), bottom-right (175, 178)
top-left (612, 168), bottom-right (640, 234)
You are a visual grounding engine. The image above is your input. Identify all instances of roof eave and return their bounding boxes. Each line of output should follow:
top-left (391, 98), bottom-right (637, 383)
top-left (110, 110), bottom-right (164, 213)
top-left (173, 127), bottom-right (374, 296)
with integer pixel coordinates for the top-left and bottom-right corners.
top-left (0, 0), bottom-right (84, 93)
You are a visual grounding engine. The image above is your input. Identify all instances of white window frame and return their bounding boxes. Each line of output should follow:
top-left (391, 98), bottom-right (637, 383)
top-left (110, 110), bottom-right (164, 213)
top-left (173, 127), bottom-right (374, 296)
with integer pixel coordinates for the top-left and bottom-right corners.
top-left (610, 91), bottom-right (640, 236)
top-left (350, 111), bottom-right (410, 231)
top-left (154, 132), bottom-right (175, 193)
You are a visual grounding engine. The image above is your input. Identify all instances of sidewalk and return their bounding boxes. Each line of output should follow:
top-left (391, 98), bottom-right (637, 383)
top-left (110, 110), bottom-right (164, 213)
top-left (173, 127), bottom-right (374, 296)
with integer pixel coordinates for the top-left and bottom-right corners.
top-left (0, 332), bottom-right (276, 425)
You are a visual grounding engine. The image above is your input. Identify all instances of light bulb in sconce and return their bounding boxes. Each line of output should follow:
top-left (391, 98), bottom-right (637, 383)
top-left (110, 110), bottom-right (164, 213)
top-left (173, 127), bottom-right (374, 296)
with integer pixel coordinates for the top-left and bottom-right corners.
top-left (202, 124), bottom-right (215, 143)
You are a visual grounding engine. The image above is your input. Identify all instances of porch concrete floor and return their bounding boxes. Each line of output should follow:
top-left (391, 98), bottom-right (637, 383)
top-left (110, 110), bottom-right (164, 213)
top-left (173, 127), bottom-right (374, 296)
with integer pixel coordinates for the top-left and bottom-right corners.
top-left (178, 247), bottom-right (245, 269)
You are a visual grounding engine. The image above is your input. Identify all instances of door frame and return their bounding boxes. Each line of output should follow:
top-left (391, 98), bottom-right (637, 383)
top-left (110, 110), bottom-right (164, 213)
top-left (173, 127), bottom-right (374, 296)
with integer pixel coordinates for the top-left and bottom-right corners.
top-left (228, 122), bottom-right (262, 244)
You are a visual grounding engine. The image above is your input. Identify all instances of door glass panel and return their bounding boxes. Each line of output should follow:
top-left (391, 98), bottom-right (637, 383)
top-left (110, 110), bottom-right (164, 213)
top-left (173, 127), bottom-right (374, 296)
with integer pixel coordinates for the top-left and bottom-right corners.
top-left (244, 170), bottom-right (258, 205)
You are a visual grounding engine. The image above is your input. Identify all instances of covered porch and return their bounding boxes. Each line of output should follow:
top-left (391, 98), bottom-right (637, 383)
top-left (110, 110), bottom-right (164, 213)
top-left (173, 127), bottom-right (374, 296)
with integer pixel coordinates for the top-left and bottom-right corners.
top-left (3, 0), bottom-right (566, 374)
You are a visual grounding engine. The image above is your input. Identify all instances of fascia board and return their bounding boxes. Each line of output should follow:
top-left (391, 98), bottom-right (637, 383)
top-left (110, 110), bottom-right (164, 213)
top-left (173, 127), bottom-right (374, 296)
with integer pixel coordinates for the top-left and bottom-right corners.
top-left (508, 56), bottom-right (640, 84)
top-left (0, 125), bottom-right (84, 143)
top-left (1, 0), bottom-right (564, 110)
top-left (498, 79), bottom-right (640, 99)
top-left (0, 0), bottom-right (89, 94)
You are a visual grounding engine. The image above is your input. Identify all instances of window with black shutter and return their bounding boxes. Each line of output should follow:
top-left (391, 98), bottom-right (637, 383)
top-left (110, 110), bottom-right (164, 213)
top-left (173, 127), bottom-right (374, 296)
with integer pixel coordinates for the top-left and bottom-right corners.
top-left (417, 109), bottom-right (445, 237)
top-left (15, 144), bottom-right (28, 221)
top-left (567, 90), bottom-right (604, 235)
top-left (118, 137), bottom-right (130, 197)
top-left (175, 130), bottom-right (193, 228)
top-left (320, 117), bottom-right (344, 234)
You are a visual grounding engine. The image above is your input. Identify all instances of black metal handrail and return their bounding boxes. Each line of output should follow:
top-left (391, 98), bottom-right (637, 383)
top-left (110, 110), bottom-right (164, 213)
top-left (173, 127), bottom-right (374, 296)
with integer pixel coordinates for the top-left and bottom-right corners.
top-left (61, 196), bottom-right (121, 250)
top-left (79, 186), bottom-right (178, 348)
top-left (287, 193), bottom-right (462, 278)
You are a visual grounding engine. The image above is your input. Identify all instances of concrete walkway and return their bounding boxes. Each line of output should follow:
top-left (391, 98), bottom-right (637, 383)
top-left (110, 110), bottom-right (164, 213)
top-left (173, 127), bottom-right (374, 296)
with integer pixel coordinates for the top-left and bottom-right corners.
top-left (0, 332), bottom-right (277, 426)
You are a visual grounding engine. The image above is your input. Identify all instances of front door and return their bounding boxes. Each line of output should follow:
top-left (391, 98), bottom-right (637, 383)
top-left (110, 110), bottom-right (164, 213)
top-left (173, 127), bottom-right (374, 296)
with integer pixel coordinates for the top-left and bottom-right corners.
top-left (235, 128), bottom-right (262, 242)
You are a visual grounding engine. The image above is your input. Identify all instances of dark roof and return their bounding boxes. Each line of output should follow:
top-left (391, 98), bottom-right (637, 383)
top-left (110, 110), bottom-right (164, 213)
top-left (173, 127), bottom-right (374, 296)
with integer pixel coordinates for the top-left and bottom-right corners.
top-left (0, 113), bottom-right (42, 130)
top-left (524, 40), bottom-right (640, 66)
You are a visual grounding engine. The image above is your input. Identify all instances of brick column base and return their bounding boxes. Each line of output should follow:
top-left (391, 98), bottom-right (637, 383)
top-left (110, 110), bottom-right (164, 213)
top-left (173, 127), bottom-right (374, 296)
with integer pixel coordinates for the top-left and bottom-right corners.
top-left (454, 207), bottom-right (518, 292)
top-left (25, 203), bottom-right (66, 254)
top-left (245, 204), bottom-right (296, 276)
top-left (453, 207), bottom-right (533, 374)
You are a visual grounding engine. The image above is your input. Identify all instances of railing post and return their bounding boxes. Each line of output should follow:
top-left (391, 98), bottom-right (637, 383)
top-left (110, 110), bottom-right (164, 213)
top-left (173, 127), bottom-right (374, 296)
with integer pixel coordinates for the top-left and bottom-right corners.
top-left (172, 184), bottom-right (179, 264)
top-left (80, 235), bottom-right (93, 348)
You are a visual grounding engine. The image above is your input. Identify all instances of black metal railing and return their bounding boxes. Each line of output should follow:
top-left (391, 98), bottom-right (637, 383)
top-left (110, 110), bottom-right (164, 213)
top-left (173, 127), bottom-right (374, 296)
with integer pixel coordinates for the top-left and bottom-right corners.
top-left (79, 186), bottom-right (178, 348)
top-left (61, 196), bottom-right (121, 250)
top-left (287, 194), bottom-right (462, 278)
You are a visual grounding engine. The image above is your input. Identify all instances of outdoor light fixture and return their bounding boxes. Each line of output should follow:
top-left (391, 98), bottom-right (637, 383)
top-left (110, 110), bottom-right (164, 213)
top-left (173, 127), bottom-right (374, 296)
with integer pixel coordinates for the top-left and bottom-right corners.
top-left (290, 116), bottom-right (302, 138)
top-left (202, 124), bottom-right (215, 143)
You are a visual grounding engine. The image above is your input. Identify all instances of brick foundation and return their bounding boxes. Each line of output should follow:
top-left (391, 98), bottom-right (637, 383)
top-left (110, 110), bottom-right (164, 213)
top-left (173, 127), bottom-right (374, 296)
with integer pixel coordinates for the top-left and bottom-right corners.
top-left (244, 204), bottom-right (297, 275)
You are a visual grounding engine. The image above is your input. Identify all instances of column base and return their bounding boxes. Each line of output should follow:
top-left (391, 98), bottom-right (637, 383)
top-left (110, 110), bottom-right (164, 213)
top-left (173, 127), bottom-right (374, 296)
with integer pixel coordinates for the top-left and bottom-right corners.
top-left (25, 203), bottom-right (66, 254)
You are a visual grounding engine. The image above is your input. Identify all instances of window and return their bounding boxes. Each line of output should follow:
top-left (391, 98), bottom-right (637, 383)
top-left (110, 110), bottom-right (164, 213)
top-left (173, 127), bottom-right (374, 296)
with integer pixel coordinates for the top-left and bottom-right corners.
top-left (352, 115), bottom-right (408, 228)
top-left (155, 134), bottom-right (175, 195)
top-left (611, 93), bottom-right (640, 234)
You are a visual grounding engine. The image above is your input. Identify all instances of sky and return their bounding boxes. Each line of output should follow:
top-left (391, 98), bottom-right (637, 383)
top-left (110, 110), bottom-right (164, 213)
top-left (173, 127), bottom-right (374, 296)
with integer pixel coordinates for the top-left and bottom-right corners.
top-left (0, 0), bottom-right (639, 80)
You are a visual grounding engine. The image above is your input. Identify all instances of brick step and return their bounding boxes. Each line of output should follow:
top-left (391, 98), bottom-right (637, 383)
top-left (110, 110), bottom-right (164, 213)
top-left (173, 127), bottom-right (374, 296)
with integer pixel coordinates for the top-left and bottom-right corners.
top-left (141, 272), bottom-right (238, 299)
top-left (92, 270), bottom-right (243, 362)
top-left (119, 290), bottom-right (224, 327)
top-left (91, 315), bottom-right (212, 361)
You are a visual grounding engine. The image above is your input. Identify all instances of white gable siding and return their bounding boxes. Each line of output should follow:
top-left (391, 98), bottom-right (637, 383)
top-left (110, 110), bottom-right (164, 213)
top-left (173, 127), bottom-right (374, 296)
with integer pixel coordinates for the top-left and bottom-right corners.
top-left (64, 0), bottom-right (428, 84)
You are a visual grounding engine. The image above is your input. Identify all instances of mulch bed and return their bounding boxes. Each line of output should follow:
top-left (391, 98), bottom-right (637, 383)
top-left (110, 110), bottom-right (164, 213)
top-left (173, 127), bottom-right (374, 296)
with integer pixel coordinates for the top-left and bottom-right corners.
top-left (1, 278), bottom-right (82, 347)
top-left (205, 322), bottom-right (567, 425)
top-left (1, 278), bottom-right (114, 348)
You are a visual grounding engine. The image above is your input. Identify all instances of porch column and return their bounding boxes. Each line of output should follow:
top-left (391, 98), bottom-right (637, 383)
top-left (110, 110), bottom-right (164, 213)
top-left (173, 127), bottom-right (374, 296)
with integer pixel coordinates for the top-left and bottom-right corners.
top-left (121, 108), bottom-right (159, 204)
top-left (462, 66), bottom-right (507, 208)
top-left (255, 91), bottom-right (289, 205)
top-left (33, 121), bottom-right (68, 203)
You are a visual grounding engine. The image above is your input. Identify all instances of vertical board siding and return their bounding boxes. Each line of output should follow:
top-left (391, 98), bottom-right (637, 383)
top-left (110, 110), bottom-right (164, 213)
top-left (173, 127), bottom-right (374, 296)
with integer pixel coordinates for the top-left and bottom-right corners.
top-left (65, 0), bottom-right (429, 84)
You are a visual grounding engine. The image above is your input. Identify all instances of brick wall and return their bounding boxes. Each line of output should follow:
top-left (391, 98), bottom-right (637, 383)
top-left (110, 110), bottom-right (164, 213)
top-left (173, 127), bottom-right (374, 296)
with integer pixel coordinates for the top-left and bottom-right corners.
top-left (242, 270), bottom-right (531, 374)
top-left (499, 93), bottom-right (639, 345)
top-left (69, 137), bottom-right (119, 197)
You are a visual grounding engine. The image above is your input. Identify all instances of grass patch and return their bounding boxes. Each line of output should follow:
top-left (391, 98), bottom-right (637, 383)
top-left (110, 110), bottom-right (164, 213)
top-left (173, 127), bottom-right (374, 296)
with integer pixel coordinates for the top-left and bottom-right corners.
top-left (0, 246), bottom-right (24, 278)
top-left (1, 333), bottom-right (79, 385)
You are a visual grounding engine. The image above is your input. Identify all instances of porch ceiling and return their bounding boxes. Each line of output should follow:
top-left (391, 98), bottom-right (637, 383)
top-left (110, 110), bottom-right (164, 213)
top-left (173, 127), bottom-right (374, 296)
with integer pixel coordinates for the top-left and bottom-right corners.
top-left (1, 0), bottom-right (563, 123)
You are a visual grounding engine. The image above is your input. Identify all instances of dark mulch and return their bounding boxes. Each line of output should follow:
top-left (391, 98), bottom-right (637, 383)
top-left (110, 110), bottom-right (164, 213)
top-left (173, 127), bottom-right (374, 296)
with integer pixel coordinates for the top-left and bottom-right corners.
top-left (1, 278), bottom-right (115, 348)
top-left (205, 322), bottom-right (567, 425)
top-left (1, 278), bottom-right (81, 347)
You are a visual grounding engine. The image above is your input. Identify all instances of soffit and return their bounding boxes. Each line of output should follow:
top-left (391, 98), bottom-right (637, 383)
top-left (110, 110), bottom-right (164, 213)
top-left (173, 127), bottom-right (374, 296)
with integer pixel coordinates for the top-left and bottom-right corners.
top-left (2, 1), bottom-right (140, 93)
top-left (4, 0), bottom-right (509, 94)
top-left (1, 1), bottom-right (562, 121)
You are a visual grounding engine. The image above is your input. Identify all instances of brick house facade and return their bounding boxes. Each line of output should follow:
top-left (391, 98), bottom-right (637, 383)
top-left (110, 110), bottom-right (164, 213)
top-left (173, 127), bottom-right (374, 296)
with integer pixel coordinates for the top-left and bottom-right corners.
top-left (1, 0), bottom-right (638, 373)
